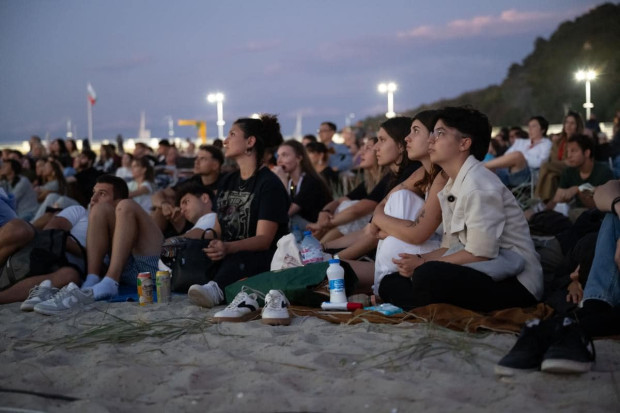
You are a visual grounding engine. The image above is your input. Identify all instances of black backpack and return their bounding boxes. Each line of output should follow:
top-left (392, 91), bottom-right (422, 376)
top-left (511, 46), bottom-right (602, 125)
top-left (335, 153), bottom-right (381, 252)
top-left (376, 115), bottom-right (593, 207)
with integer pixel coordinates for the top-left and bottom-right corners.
top-left (0, 229), bottom-right (85, 291)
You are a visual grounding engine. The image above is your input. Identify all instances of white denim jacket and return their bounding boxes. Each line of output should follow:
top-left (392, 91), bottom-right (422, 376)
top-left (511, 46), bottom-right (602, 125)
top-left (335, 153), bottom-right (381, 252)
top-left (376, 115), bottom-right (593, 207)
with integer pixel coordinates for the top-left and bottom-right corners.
top-left (438, 155), bottom-right (543, 300)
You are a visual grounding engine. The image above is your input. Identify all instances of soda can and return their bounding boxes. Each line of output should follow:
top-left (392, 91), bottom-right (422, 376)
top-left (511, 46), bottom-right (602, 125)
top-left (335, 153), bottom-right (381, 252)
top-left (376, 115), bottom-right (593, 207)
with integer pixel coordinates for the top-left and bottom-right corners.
top-left (156, 270), bottom-right (171, 304)
top-left (137, 272), bottom-right (153, 306)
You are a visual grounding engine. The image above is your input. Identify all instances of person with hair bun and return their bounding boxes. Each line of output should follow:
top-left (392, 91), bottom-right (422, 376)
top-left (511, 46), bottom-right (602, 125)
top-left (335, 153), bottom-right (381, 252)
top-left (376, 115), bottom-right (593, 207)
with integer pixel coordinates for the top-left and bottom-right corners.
top-left (187, 114), bottom-right (290, 308)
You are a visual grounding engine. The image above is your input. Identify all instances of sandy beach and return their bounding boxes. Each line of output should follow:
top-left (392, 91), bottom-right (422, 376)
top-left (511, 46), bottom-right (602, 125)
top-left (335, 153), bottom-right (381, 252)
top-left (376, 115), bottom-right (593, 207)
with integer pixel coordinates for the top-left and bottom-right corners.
top-left (1, 297), bottom-right (619, 412)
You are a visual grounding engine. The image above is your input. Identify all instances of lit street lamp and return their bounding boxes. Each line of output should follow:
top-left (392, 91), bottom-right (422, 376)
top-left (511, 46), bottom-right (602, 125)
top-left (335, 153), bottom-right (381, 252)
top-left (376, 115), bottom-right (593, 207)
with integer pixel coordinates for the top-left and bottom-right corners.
top-left (575, 69), bottom-right (596, 120)
top-left (207, 92), bottom-right (225, 139)
top-left (378, 82), bottom-right (397, 118)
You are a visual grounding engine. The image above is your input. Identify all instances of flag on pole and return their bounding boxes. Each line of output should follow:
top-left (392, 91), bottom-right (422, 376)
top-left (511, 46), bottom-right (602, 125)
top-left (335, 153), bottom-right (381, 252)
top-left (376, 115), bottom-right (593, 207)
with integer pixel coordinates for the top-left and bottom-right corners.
top-left (87, 83), bottom-right (97, 106)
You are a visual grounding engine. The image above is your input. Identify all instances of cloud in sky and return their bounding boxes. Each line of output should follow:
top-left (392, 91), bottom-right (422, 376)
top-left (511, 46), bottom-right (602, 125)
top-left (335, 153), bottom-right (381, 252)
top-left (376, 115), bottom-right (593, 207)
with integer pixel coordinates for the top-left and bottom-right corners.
top-left (91, 54), bottom-right (155, 73)
top-left (398, 8), bottom-right (584, 40)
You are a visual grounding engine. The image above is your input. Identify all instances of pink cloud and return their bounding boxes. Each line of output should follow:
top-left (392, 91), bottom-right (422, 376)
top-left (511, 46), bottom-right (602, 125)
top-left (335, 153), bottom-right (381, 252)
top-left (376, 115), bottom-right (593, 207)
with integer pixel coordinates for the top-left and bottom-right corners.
top-left (398, 7), bottom-right (590, 39)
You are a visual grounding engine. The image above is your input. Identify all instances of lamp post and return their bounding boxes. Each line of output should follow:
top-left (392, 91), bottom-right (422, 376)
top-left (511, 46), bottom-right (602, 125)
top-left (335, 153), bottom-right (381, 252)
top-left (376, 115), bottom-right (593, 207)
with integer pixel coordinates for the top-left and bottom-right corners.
top-left (377, 82), bottom-right (397, 118)
top-left (575, 69), bottom-right (596, 120)
top-left (345, 113), bottom-right (355, 127)
top-left (207, 92), bottom-right (225, 139)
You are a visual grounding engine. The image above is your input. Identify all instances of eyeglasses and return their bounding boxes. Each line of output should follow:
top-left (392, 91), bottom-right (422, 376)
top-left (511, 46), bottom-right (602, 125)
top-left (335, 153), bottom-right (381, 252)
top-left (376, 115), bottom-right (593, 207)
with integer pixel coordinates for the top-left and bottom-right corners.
top-left (429, 128), bottom-right (469, 142)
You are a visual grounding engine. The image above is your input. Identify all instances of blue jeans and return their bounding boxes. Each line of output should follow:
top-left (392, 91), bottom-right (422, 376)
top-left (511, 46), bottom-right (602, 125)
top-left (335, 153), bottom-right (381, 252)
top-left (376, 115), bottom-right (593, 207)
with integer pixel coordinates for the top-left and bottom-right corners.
top-left (583, 213), bottom-right (620, 306)
top-left (496, 167), bottom-right (531, 188)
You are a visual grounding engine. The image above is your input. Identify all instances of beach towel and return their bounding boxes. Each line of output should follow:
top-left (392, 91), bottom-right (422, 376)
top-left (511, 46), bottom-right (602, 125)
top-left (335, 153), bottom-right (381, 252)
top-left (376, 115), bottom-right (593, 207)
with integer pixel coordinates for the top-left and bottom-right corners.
top-left (292, 302), bottom-right (555, 334)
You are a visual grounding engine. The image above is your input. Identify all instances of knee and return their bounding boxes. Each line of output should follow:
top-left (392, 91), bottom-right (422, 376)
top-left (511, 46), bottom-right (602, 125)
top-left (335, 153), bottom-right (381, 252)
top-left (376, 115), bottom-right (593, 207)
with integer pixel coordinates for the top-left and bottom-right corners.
top-left (90, 201), bottom-right (115, 220)
top-left (4, 219), bottom-right (35, 246)
top-left (115, 199), bottom-right (139, 215)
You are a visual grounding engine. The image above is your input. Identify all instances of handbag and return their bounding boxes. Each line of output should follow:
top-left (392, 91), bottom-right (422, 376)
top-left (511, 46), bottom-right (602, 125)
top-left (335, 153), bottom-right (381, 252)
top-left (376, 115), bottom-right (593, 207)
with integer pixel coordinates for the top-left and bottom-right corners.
top-left (160, 228), bottom-right (218, 293)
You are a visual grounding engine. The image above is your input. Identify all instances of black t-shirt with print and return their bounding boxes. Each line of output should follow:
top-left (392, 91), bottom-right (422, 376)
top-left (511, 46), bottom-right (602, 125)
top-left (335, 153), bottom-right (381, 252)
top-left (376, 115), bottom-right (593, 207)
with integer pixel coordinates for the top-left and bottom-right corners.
top-left (216, 167), bottom-right (289, 250)
top-left (292, 173), bottom-right (332, 223)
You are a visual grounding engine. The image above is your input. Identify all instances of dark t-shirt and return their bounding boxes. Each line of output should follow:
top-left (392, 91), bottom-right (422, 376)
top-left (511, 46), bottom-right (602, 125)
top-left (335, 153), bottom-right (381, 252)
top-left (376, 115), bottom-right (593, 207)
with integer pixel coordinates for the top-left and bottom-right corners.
top-left (292, 173), bottom-right (332, 223)
top-left (559, 162), bottom-right (614, 207)
top-left (176, 173), bottom-right (222, 195)
top-left (216, 167), bottom-right (289, 250)
top-left (320, 167), bottom-right (339, 193)
top-left (346, 181), bottom-right (368, 201)
top-left (366, 162), bottom-right (420, 203)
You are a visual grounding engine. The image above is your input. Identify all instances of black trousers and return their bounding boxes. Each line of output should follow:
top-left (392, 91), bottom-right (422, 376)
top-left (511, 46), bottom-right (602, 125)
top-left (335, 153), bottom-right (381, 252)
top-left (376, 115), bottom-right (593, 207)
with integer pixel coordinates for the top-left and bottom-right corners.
top-left (212, 250), bottom-right (274, 298)
top-left (379, 261), bottom-right (537, 312)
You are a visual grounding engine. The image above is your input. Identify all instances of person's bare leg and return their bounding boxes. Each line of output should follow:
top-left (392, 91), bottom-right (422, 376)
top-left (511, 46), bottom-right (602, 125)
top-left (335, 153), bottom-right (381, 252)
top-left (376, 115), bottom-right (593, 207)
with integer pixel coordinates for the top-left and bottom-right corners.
top-left (0, 267), bottom-right (80, 304)
top-left (105, 199), bottom-right (163, 282)
top-left (0, 219), bottom-right (35, 266)
top-left (319, 228), bottom-right (344, 244)
top-left (337, 237), bottom-right (378, 261)
top-left (343, 260), bottom-right (374, 293)
top-left (324, 229), bottom-right (365, 250)
top-left (85, 202), bottom-right (116, 276)
top-left (485, 151), bottom-right (527, 172)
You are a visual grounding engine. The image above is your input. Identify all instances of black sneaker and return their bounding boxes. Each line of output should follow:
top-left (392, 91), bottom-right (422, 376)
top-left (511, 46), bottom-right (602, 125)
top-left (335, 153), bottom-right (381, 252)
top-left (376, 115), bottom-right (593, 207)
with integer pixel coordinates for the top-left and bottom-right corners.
top-left (541, 318), bottom-right (595, 374)
top-left (495, 318), bottom-right (561, 376)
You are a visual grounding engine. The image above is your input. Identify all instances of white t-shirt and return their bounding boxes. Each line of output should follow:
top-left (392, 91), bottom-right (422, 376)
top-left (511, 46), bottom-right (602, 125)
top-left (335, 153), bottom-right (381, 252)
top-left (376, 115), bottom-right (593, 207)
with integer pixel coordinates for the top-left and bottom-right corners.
top-left (57, 205), bottom-right (89, 270)
top-left (506, 138), bottom-right (552, 169)
top-left (128, 181), bottom-right (154, 212)
top-left (189, 212), bottom-right (217, 232)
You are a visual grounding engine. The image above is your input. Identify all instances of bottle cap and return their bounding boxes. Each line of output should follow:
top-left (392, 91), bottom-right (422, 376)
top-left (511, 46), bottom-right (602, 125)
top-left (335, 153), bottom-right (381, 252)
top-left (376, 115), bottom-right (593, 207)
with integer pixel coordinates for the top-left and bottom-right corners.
top-left (303, 230), bottom-right (312, 236)
top-left (329, 258), bottom-right (340, 264)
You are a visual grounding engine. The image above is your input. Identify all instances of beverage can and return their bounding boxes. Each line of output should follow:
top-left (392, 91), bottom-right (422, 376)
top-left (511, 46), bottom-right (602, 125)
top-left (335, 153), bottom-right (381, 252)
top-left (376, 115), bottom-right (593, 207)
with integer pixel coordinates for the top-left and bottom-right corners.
top-left (137, 272), bottom-right (153, 306)
top-left (156, 270), bottom-right (171, 304)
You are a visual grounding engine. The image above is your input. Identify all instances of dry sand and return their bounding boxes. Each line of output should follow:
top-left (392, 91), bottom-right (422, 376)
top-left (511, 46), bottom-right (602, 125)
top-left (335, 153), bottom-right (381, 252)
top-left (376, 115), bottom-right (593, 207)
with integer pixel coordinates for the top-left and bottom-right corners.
top-left (1, 297), bottom-right (619, 412)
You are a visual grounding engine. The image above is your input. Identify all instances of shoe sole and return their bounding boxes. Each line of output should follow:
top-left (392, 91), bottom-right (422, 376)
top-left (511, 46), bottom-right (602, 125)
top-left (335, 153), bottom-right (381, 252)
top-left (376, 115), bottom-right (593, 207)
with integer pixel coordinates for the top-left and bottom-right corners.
top-left (20, 303), bottom-right (37, 312)
top-left (214, 310), bottom-right (261, 323)
top-left (541, 359), bottom-right (592, 374)
top-left (188, 289), bottom-right (216, 308)
top-left (261, 317), bottom-right (291, 326)
top-left (494, 364), bottom-right (538, 376)
top-left (34, 304), bottom-right (93, 316)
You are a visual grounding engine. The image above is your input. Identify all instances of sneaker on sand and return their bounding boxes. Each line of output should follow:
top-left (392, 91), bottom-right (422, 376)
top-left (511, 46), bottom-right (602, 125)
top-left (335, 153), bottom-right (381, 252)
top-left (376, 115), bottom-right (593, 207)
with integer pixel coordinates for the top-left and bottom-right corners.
top-left (495, 318), bottom-right (561, 376)
top-left (21, 280), bottom-right (59, 312)
top-left (213, 290), bottom-right (261, 323)
top-left (34, 282), bottom-right (94, 315)
top-left (188, 281), bottom-right (224, 308)
top-left (261, 290), bottom-right (291, 326)
top-left (541, 318), bottom-right (595, 374)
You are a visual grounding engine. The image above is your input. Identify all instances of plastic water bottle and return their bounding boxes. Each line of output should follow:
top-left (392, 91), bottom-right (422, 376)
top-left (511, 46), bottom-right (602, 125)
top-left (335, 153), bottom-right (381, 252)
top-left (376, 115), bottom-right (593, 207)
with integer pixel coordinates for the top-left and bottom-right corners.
top-left (291, 224), bottom-right (303, 244)
top-left (326, 258), bottom-right (347, 303)
top-left (300, 231), bottom-right (323, 265)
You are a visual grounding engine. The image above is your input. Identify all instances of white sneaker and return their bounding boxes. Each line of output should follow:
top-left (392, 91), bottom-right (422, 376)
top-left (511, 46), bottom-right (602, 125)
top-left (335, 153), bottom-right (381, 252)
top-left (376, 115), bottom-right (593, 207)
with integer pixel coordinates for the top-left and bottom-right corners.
top-left (213, 290), bottom-right (261, 323)
top-left (34, 282), bottom-right (94, 315)
top-left (188, 281), bottom-right (224, 308)
top-left (261, 290), bottom-right (291, 326)
top-left (21, 280), bottom-right (59, 312)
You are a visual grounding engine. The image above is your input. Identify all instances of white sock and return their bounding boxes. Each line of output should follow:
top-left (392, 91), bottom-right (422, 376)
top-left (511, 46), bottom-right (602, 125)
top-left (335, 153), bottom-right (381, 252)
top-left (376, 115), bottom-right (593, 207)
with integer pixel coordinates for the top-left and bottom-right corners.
top-left (91, 276), bottom-right (119, 301)
top-left (81, 274), bottom-right (101, 290)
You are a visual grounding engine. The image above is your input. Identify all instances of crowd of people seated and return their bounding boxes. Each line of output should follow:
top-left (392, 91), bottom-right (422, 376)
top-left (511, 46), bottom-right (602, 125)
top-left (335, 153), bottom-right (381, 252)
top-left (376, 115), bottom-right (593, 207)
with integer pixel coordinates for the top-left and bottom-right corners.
top-left (1, 106), bottom-right (620, 375)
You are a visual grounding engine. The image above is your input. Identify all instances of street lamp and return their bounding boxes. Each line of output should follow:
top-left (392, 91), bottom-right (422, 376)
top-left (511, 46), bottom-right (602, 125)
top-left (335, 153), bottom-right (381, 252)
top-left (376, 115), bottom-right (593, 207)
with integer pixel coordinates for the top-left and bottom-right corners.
top-left (345, 113), bottom-right (355, 127)
top-left (575, 69), bottom-right (596, 120)
top-left (207, 92), bottom-right (225, 139)
top-left (377, 82), bottom-right (397, 118)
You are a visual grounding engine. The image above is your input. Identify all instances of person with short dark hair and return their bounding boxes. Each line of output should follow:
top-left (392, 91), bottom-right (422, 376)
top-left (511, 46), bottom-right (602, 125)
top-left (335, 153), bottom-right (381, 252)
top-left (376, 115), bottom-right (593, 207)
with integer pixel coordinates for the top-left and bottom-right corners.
top-left (543, 134), bottom-right (614, 219)
top-left (485, 116), bottom-right (551, 187)
top-left (318, 121), bottom-right (353, 172)
top-left (379, 106), bottom-right (543, 312)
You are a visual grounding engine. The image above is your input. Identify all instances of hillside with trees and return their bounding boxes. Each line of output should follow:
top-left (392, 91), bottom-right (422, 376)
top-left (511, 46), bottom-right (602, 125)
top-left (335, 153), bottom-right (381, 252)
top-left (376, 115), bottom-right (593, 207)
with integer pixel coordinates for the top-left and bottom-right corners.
top-left (365, 2), bottom-right (620, 128)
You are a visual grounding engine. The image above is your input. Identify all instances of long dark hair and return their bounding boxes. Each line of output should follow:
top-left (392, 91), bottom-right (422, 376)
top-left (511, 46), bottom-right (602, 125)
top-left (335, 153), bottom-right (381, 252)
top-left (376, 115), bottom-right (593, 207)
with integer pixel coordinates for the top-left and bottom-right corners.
top-left (380, 116), bottom-right (413, 190)
top-left (410, 110), bottom-right (443, 194)
top-left (562, 111), bottom-right (584, 139)
top-left (132, 156), bottom-right (154, 182)
top-left (280, 139), bottom-right (332, 202)
top-left (46, 157), bottom-right (68, 195)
